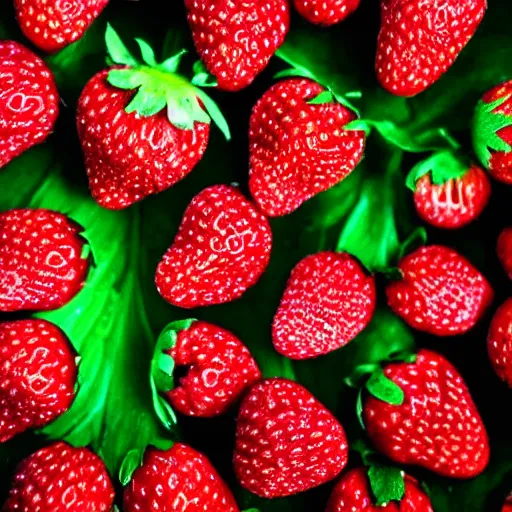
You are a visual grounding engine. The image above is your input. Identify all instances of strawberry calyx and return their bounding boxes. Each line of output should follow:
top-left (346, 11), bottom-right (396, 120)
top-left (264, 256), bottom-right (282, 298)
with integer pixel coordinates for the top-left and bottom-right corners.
top-left (367, 465), bottom-right (406, 506)
top-left (105, 24), bottom-right (230, 140)
top-left (365, 369), bottom-right (404, 406)
top-left (472, 93), bottom-right (512, 168)
top-left (149, 318), bottom-right (196, 430)
top-left (405, 151), bottom-right (470, 191)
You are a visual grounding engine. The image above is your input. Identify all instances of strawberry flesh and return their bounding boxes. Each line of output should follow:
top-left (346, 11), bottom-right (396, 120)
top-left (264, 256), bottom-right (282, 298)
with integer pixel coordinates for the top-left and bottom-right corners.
top-left (124, 443), bottom-right (239, 511)
top-left (386, 245), bottom-right (493, 336)
top-left (497, 227), bottom-right (512, 279)
top-left (363, 349), bottom-right (490, 478)
top-left (4, 441), bottom-right (115, 511)
top-left (325, 467), bottom-right (434, 511)
top-left (185, 0), bottom-right (290, 91)
top-left (0, 41), bottom-right (59, 169)
top-left (249, 78), bottom-right (366, 216)
top-left (166, 321), bottom-right (261, 417)
top-left (234, 378), bottom-right (348, 498)
top-left (273, 251), bottom-right (376, 360)
top-left (0, 209), bottom-right (89, 312)
top-left (156, 185), bottom-right (272, 308)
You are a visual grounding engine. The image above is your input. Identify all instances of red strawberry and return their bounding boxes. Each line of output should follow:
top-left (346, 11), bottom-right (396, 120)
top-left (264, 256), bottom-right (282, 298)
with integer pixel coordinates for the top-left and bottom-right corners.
top-left (233, 378), bottom-right (348, 498)
top-left (156, 185), bottom-right (272, 308)
top-left (363, 349), bottom-right (490, 478)
top-left (412, 165), bottom-right (491, 229)
top-left (124, 443), bottom-right (239, 511)
top-left (473, 80), bottom-right (512, 184)
top-left (386, 245), bottom-right (493, 336)
top-left (77, 26), bottom-right (230, 210)
top-left (487, 298), bottom-right (512, 387)
top-left (0, 209), bottom-right (89, 312)
top-left (497, 227), bottom-right (512, 279)
top-left (325, 467), bottom-right (433, 511)
top-left (294, 0), bottom-right (360, 26)
top-left (185, 0), bottom-right (290, 91)
top-left (249, 78), bottom-right (366, 216)
top-left (0, 319), bottom-right (76, 443)
top-left (163, 320), bottom-right (261, 417)
top-left (14, 0), bottom-right (109, 53)
top-left (272, 251), bottom-right (376, 360)
top-left (4, 441), bottom-right (115, 511)
top-left (376, 0), bottom-right (487, 97)
top-left (0, 41), bottom-right (59, 169)
top-left (502, 493), bottom-right (512, 512)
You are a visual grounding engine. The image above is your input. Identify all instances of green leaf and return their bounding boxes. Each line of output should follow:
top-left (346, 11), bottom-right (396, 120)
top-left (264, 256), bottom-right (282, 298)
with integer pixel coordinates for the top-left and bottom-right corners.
top-left (195, 88), bottom-right (232, 141)
top-left (398, 227), bottom-right (427, 260)
top-left (107, 68), bottom-right (146, 90)
top-left (126, 85), bottom-right (167, 117)
top-left (368, 466), bottom-right (406, 506)
top-left (119, 449), bottom-right (144, 485)
top-left (472, 95), bottom-right (512, 168)
top-left (105, 23), bottom-right (139, 67)
top-left (160, 49), bottom-right (188, 74)
top-left (365, 370), bottom-right (404, 406)
top-left (356, 388), bottom-right (365, 430)
top-left (308, 90), bottom-right (335, 105)
top-left (191, 60), bottom-right (218, 87)
top-left (405, 151), bottom-right (469, 191)
top-left (135, 38), bottom-right (157, 67)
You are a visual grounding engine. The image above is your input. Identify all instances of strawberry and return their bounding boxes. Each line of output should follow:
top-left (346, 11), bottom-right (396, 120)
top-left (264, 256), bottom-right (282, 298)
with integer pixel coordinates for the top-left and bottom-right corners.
top-left (124, 442), bottom-right (239, 511)
top-left (411, 164), bottom-right (491, 229)
top-left (14, 0), bottom-right (109, 53)
top-left (0, 319), bottom-right (76, 443)
top-left (155, 185), bottom-right (272, 308)
top-left (502, 493), bottom-right (512, 512)
top-left (233, 378), bottom-right (348, 498)
top-left (272, 251), bottom-right (376, 360)
top-left (77, 25), bottom-right (230, 210)
top-left (473, 80), bottom-right (512, 184)
top-left (185, 0), bottom-right (290, 91)
top-left (497, 227), bottom-right (512, 279)
top-left (376, 0), bottom-right (487, 97)
top-left (0, 209), bottom-right (89, 312)
top-left (294, 0), bottom-right (360, 26)
top-left (386, 245), bottom-right (493, 336)
top-left (4, 441), bottom-right (115, 511)
top-left (161, 320), bottom-right (261, 417)
top-left (249, 78), bottom-right (366, 216)
top-left (325, 467), bottom-right (433, 511)
top-left (363, 349), bottom-right (490, 478)
top-left (487, 298), bottom-right (512, 387)
top-left (0, 41), bottom-right (59, 169)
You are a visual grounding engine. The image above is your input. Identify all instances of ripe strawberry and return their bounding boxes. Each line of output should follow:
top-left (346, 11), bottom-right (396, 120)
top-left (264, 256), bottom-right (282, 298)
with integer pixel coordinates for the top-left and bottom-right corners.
top-left (0, 319), bottom-right (76, 443)
top-left (272, 251), bottom-right (376, 360)
top-left (233, 378), bottom-right (348, 498)
top-left (376, 0), bottom-right (487, 97)
top-left (325, 467), bottom-right (433, 511)
top-left (0, 209), bottom-right (89, 312)
top-left (386, 245), bottom-right (493, 336)
top-left (162, 320), bottom-right (261, 417)
top-left (487, 298), bottom-right (512, 387)
top-left (4, 441), bottom-right (115, 511)
top-left (473, 80), bottom-right (512, 184)
top-left (124, 443), bottom-right (239, 511)
top-left (497, 227), bottom-right (512, 279)
top-left (77, 26), bottom-right (230, 210)
top-left (502, 493), bottom-right (512, 512)
top-left (14, 0), bottom-right (109, 53)
top-left (185, 0), bottom-right (290, 91)
top-left (363, 350), bottom-right (490, 478)
top-left (412, 165), bottom-right (491, 229)
top-left (0, 41), bottom-right (59, 169)
top-left (294, 0), bottom-right (360, 26)
top-left (156, 185), bottom-right (272, 308)
top-left (249, 78), bottom-right (366, 216)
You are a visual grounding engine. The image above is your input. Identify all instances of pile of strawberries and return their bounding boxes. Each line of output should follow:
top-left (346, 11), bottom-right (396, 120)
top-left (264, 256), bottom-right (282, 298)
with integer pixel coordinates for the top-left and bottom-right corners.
top-left (1, 0), bottom-right (512, 510)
